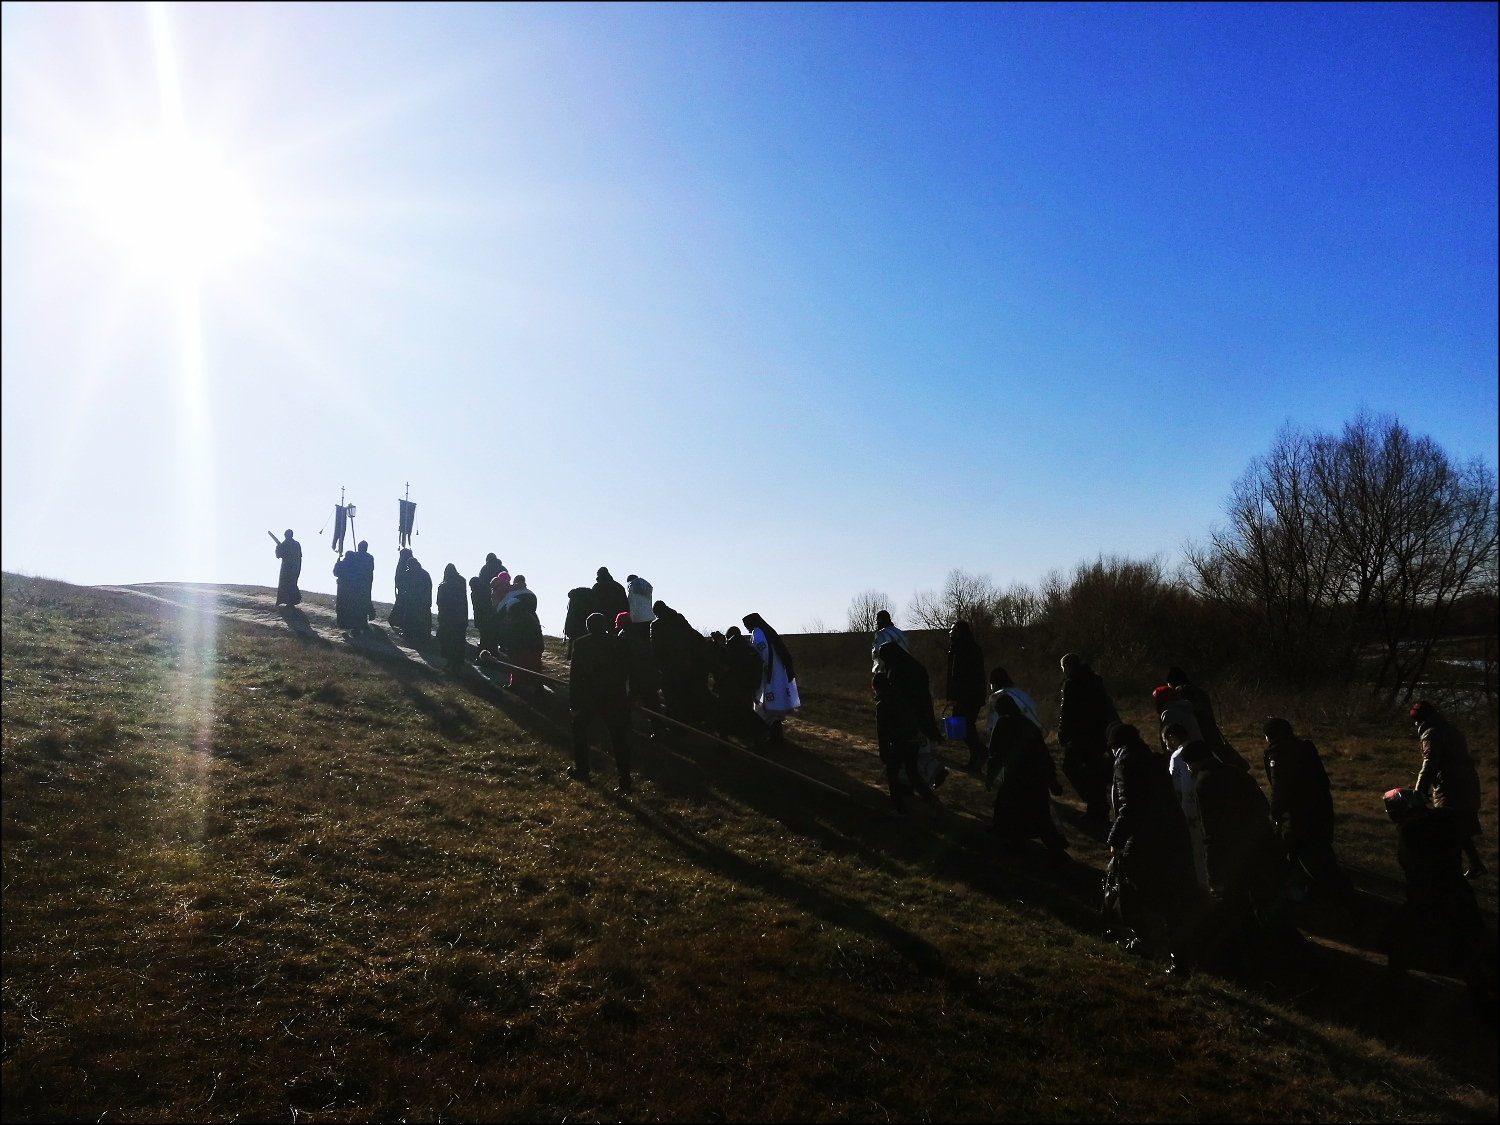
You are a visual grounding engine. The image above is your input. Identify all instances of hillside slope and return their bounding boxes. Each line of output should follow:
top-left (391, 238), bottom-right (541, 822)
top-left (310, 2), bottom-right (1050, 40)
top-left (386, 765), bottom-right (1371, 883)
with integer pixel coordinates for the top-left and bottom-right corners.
top-left (2, 575), bottom-right (1494, 1122)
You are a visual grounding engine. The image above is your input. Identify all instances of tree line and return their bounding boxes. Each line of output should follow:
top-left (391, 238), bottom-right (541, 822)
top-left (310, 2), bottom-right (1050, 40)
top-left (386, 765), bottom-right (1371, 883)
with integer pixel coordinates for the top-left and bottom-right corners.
top-left (847, 413), bottom-right (1498, 709)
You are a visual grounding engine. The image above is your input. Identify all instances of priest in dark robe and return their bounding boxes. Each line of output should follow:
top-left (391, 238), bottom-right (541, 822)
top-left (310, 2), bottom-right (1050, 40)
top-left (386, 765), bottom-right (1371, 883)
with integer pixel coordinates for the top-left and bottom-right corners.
top-left (436, 564), bottom-right (469, 665)
top-left (352, 541), bottom-right (376, 632)
top-left (389, 549), bottom-right (415, 633)
top-left (274, 530), bottom-right (302, 606)
top-left (406, 555), bottom-right (433, 640)
top-left (333, 549), bottom-right (360, 628)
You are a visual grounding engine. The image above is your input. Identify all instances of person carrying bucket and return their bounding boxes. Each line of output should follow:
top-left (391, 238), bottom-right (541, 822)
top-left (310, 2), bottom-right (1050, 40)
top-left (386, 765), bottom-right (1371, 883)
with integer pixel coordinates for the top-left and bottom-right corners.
top-left (945, 621), bottom-right (987, 772)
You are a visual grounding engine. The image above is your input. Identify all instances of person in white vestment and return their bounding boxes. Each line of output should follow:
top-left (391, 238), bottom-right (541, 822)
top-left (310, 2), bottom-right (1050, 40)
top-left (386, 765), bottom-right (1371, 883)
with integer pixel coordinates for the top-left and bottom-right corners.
top-left (1165, 722), bottom-right (1211, 890)
top-left (870, 609), bottom-right (910, 672)
top-left (743, 612), bottom-right (800, 743)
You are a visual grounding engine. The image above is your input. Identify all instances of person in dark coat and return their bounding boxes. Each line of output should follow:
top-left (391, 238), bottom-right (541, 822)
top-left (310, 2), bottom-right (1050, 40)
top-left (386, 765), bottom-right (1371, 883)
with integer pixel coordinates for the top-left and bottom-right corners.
top-left (1107, 724), bottom-right (1206, 973)
top-left (495, 576), bottom-right (544, 690)
top-left (406, 555), bottom-right (432, 640)
top-left (1263, 717), bottom-right (1354, 908)
top-left (874, 670), bottom-right (937, 814)
top-left (881, 641), bottom-right (946, 788)
top-left (1058, 653), bottom-right (1118, 823)
top-left (986, 692), bottom-right (1067, 854)
top-left (564, 586), bottom-right (597, 659)
top-left (592, 567), bottom-right (629, 625)
top-left (436, 564), bottom-right (469, 665)
top-left (619, 616), bottom-right (665, 735)
top-left (274, 530), bottom-right (302, 606)
top-left (389, 548), bottom-right (414, 633)
top-left (652, 600), bottom-right (711, 725)
top-left (333, 549), bottom-right (360, 628)
top-left (1381, 787), bottom-right (1489, 1006)
top-left (945, 620), bottom-right (988, 772)
top-left (568, 613), bottom-right (632, 790)
top-left (1166, 666), bottom-right (1250, 772)
top-left (713, 625), bottom-right (767, 744)
top-left (1409, 700), bottom-right (1486, 877)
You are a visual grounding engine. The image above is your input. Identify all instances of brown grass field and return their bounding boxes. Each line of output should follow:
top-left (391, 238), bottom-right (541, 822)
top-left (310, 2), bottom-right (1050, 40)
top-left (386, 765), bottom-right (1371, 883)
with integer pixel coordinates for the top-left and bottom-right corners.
top-left (2, 573), bottom-right (1496, 1122)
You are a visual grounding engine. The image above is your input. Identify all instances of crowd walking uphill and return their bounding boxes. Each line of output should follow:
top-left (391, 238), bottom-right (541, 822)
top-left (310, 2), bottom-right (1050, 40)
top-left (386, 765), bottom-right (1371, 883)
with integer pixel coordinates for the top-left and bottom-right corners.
top-left (271, 534), bottom-right (1493, 1004)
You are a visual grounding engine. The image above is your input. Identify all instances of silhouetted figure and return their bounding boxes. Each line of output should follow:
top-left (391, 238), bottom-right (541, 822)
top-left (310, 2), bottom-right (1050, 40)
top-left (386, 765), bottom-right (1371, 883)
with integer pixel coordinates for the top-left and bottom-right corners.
top-left (497, 575), bottom-right (544, 690)
top-left (880, 640), bottom-right (946, 788)
top-left (869, 609), bottom-right (908, 673)
top-left (564, 587), bottom-right (596, 658)
top-left (1188, 742), bottom-right (1290, 969)
top-left (986, 692), bottom-right (1067, 854)
top-left (436, 564), bottom-right (468, 665)
top-left (592, 567), bottom-right (628, 624)
top-left (568, 613), bottom-right (632, 791)
top-left (1058, 653), bottom-right (1118, 823)
top-left (712, 626), bottom-right (768, 744)
top-left (874, 670), bottom-right (936, 814)
top-left (406, 555), bottom-right (432, 640)
top-left (274, 530), bottom-right (302, 606)
top-left (945, 620), bottom-right (988, 772)
top-left (1165, 666), bottom-right (1241, 763)
top-left (1263, 717), bottom-right (1354, 909)
top-left (1107, 723), bottom-right (1206, 974)
top-left (652, 600), bottom-right (711, 725)
top-left (389, 548), bottom-right (415, 633)
top-left (743, 613), bottom-right (800, 741)
top-left (333, 541), bottom-right (374, 633)
top-left (626, 574), bottom-right (655, 623)
top-left (473, 553), bottom-right (502, 645)
top-left (620, 617), bottom-right (665, 734)
top-left (1409, 700), bottom-right (1486, 878)
top-left (1381, 787), bottom-right (1489, 1008)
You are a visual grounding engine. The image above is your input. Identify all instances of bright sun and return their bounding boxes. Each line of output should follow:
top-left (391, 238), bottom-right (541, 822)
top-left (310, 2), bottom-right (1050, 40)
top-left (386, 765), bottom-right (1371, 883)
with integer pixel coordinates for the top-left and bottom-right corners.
top-left (83, 134), bottom-right (264, 275)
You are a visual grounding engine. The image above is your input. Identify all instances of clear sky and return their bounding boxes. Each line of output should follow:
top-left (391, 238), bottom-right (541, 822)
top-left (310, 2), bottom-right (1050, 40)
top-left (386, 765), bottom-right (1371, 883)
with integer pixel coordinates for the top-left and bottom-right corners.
top-left (3, 2), bottom-right (1496, 635)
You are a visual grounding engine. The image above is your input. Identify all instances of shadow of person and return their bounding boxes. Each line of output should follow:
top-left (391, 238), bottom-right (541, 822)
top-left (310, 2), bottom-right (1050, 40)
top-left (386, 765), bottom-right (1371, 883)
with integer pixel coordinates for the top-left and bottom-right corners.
top-left (277, 605), bottom-right (315, 638)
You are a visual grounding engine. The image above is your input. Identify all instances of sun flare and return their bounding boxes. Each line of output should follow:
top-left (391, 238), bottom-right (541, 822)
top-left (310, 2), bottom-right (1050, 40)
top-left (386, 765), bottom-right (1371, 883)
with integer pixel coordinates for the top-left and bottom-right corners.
top-left (83, 134), bottom-right (264, 275)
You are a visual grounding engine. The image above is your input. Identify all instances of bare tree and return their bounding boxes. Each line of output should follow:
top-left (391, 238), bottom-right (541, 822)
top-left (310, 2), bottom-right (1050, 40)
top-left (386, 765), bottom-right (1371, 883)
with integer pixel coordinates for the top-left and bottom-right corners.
top-left (906, 569), bottom-right (998, 630)
top-left (845, 590), bottom-right (893, 633)
top-left (1187, 412), bottom-right (1498, 698)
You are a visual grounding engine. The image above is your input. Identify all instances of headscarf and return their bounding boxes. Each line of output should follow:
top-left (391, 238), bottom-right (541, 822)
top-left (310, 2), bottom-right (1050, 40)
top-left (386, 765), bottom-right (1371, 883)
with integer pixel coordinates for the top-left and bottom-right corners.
top-left (990, 667), bottom-right (1014, 689)
top-left (1263, 717), bottom-right (1294, 743)
top-left (743, 612), bottom-right (795, 680)
top-left (614, 611), bottom-right (631, 633)
top-left (1153, 685), bottom-right (1180, 706)
top-left (443, 563), bottom-right (461, 585)
top-left (512, 575), bottom-right (527, 588)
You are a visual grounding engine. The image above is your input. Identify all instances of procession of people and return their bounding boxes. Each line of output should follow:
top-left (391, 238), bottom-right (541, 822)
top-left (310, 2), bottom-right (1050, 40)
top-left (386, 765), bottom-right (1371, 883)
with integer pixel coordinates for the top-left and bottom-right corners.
top-left (272, 527), bottom-right (1492, 1005)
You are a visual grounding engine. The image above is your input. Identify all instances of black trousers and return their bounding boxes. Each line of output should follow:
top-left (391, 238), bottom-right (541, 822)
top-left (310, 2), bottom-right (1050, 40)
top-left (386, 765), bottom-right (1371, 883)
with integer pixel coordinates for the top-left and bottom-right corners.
top-left (572, 704), bottom-right (632, 780)
top-left (1062, 741), bottom-right (1112, 815)
top-left (953, 700), bottom-right (984, 764)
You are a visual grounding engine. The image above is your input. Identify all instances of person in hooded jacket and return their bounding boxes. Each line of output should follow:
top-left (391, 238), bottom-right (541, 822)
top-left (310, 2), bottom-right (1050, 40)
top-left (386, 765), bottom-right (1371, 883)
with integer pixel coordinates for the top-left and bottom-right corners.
top-left (945, 621), bottom-right (988, 772)
top-left (406, 555), bottom-right (433, 640)
top-left (563, 586), bottom-right (596, 659)
top-left (874, 669), bottom-right (937, 814)
top-left (567, 613), bottom-right (632, 790)
top-left (436, 564), bottom-right (469, 665)
top-left (1381, 787), bottom-right (1489, 1008)
top-left (626, 575), bottom-right (655, 623)
top-left (986, 692), bottom-right (1067, 854)
top-left (1058, 654), bottom-right (1118, 824)
top-left (389, 548), bottom-right (415, 634)
top-left (592, 567), bottom-right (629, 624)
top-left (1107, 723), bottom-right (1206, 973)
top-left (495, 576), bottom-right (544, 691)
top-left (1409, 700), bottom-right (1486, 877)
top-left (1263, 717), bottom-right (1354, 909)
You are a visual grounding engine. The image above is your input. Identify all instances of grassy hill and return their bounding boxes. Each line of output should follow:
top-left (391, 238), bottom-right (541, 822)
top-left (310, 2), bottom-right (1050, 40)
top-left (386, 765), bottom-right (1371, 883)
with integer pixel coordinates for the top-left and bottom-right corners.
top-left (2, 574), bottom-right (1495, 1122)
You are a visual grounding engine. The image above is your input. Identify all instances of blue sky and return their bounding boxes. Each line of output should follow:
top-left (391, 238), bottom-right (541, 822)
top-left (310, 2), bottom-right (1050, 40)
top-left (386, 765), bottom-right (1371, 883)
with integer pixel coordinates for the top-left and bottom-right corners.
top-left (3, 2), bottom-right (1496, 633)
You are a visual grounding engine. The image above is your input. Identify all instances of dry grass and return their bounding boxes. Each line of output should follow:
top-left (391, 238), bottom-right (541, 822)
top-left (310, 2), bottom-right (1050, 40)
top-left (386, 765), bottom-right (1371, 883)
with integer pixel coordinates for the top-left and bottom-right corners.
top-left (2, 574), bottom-right (1495, 1122)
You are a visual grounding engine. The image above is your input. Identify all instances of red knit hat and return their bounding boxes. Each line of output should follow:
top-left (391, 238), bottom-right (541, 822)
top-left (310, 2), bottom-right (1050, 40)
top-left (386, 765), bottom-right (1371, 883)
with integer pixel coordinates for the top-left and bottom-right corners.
top-left (1153, 685), bottom-right (1180, 705)
top-left (614, 611), bottom-right (631, 632)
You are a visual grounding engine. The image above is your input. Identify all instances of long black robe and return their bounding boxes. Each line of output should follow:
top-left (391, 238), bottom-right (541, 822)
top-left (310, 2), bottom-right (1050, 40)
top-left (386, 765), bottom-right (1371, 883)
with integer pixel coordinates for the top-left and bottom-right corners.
top-left (333, 553), bottom-right (360, 628)
top-left (407, 563), bottom-right (433, 639)
top-left (275, 537), bottom-right (302, 606)
top-left (436, 569), bottom-right (468, 663)
top-left (987, 708), bottom-right (1063, 848)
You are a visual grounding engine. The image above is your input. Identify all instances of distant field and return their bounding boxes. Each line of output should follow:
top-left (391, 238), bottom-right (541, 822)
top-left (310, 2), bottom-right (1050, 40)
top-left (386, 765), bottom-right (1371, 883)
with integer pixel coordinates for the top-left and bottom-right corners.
top-left (2, 574), bottom-right (1495, 1122)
